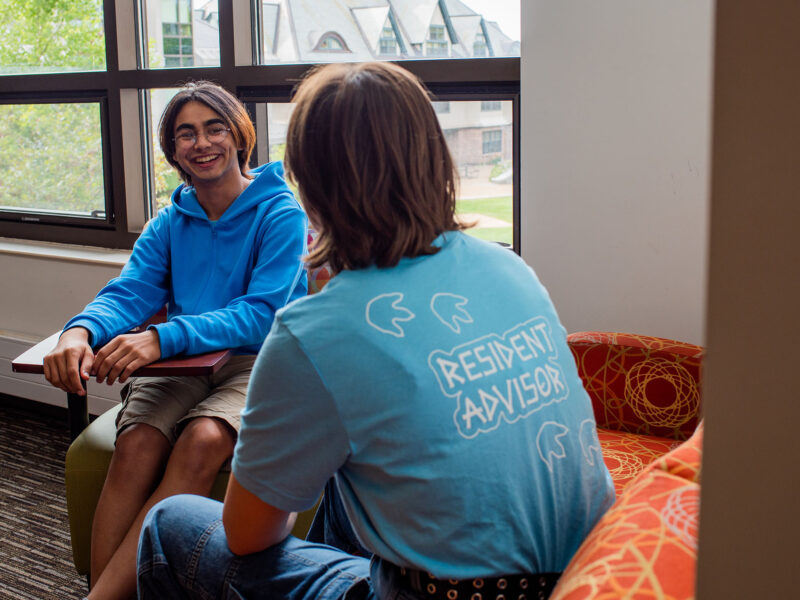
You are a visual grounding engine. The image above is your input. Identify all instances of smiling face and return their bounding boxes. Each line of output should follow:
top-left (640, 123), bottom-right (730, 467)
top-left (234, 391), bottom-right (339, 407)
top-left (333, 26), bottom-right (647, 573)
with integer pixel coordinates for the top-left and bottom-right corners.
top-left (171, 101), bottom-right (243, 188)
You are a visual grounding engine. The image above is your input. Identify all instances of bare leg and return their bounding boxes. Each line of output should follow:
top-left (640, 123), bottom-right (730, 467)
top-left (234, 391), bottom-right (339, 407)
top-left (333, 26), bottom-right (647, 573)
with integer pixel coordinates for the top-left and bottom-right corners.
top-left (90, 424), bottom-right (170, 589)
top-left (88, 417), bottom-right (235, 600)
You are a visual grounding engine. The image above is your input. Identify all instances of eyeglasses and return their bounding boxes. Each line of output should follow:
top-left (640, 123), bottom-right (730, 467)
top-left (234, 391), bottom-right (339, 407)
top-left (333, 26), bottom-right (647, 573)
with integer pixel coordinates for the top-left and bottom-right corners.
top-left (173, 126), bottom-right (231, 147)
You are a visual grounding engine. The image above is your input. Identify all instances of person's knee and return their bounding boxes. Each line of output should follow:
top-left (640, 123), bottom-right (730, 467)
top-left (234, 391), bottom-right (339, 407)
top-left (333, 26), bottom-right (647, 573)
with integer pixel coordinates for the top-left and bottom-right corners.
top-left (139, 495), bottom-right (228, 598)
top-left (139, 495), bottom-right (207, 595)
top-left (171, 418), bottom-right (235, 475)
top-left (140, 496), bottom-right (176, 559)
top-left (113, 424), bottom-right (170, 470)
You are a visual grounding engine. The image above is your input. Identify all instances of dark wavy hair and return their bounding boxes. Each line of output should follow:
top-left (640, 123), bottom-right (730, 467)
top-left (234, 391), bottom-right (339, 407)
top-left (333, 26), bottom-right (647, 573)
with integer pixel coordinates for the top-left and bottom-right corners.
top-left (158, 81), bottom-right (256, 185)
top-left (284, 62), bottom-right (463, 273)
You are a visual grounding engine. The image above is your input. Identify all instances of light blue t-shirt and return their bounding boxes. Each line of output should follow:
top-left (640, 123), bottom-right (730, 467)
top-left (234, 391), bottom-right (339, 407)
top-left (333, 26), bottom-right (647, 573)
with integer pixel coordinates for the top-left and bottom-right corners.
top-left (233, 231), bottom-right (615, 578)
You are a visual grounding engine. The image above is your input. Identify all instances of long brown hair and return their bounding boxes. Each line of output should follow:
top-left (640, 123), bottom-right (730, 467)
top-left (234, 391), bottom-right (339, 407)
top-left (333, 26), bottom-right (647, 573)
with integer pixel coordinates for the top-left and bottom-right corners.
top-left (285, 62), bottom-right (462, 272)
top-left (158, 81), bottom-right (256, 185)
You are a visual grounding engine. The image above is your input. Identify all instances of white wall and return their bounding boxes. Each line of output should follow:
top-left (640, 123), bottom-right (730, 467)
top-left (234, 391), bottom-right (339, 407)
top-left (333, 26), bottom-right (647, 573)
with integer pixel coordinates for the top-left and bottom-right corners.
top-left (0, 243), bottom-right (128, 413)
top-left (521, 0), bottom-right (714, 345)
top-left (0, 251), bottom-right (121, 338)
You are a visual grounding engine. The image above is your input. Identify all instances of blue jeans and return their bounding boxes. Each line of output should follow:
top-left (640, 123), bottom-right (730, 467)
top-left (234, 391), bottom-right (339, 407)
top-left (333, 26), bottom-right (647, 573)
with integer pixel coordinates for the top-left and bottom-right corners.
top-left (305, 481), bottom-right (421, 600)
top-left (137, 494), bottom-right (373, 600)
top-left (306, 479), bottom-right (372, 557)
top-left (137, 490), bottom-right (422, 600)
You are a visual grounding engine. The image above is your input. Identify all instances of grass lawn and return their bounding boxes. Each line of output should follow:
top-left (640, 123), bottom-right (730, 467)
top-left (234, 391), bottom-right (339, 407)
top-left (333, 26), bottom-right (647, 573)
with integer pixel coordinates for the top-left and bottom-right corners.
top-left (465, 226), bottom-right (513, 245)
top-left (457, 195), bottom-right (513, 246)
top-left (456, 195), bottom-right (512, 222)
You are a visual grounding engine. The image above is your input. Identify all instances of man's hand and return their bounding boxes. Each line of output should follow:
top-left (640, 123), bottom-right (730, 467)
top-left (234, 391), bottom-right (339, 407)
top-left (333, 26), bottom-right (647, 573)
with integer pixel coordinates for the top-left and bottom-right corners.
top-left (92, 329), bottom-right (161, 386)
top-left (43, 327), bottom-right (94, 395)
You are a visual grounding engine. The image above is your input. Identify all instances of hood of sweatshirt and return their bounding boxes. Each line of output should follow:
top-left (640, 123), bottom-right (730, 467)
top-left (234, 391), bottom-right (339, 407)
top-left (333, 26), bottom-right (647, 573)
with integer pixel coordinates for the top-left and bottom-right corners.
top-left (169, 161), bottom-right (294, 223)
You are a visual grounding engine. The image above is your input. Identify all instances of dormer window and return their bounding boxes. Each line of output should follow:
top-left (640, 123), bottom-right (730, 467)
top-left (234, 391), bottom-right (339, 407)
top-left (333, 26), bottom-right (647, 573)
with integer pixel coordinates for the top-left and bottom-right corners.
top-left (426, 24), bottom-right (449, 56)
top-left (314, 32), bottom-right (349, 52)
top-left (473, 32), bottom-right (488, 57)
top-left (379, 26), bottom-right (398, 56)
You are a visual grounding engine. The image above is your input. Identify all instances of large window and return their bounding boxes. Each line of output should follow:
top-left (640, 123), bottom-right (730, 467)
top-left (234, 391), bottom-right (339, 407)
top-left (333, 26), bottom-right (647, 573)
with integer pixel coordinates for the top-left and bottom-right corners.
top-left (1, 0), bottom-right (520, 251)
top-left (253, 98), bottom-right (515, 247)
top-left (0, 102), bottom-right (106, 219)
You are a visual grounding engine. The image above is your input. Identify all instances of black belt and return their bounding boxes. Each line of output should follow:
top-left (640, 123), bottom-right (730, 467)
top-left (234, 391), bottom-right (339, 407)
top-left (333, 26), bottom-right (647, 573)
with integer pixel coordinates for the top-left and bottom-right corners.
top-left (395, 566), bottom-right (561, 600)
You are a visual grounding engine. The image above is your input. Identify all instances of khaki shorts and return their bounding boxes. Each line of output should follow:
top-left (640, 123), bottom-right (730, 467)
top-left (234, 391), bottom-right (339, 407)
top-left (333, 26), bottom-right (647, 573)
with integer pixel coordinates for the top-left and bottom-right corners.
top-left (116, 355), bottom-right (256, 446)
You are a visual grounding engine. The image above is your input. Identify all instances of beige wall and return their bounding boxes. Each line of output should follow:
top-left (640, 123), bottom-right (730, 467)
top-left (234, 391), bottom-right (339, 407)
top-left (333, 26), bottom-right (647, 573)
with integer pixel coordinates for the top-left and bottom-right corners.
top-left (0, 251), bottom-right (120, 339)
top-left (0, 246), bottom-right (127, 413)
top-left (697, 0), bottom-right (800, 596)
top-left (521, 0), bottom-right (714, 345)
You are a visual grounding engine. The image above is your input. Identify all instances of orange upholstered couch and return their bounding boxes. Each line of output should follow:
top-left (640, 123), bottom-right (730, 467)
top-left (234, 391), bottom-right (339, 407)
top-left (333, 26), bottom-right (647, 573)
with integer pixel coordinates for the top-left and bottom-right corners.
top-left (551, 332), bottom-right (703, 599)
top-left (568, 332), bottom-right (702, 495)
top-left (552, 422), bottom-right (702, 599)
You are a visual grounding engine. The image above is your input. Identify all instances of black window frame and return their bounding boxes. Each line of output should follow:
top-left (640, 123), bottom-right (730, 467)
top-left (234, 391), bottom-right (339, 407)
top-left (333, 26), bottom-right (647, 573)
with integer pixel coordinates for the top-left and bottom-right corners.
top-left (0, 1), bottom-right (520, 252)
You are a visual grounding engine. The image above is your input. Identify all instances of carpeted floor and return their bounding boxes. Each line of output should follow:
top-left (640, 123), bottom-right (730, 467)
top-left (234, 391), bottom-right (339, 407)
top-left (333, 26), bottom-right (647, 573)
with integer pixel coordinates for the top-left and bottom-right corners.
top-left (0, 399), bottom-right (88, 599)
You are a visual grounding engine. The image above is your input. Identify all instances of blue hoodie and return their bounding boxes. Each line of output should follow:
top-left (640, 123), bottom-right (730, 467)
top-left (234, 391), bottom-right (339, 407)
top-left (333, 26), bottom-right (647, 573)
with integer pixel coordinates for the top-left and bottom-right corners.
top-left (64, 162), bottom-right (308, 358)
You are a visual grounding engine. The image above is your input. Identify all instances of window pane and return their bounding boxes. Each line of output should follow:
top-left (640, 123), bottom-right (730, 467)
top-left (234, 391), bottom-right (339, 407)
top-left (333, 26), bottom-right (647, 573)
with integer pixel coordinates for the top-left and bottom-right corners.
top-left (160, 0), bottom-right (178, 23)
top-left (438, 101), bottom-right (513, 246)
top-left (178, 0), bottom-right (192, 22)
top-left (0, 103), bottom-right (105, 217)
top-left (262, 3), bottom-right (280, 57)
top-left (146, 0), bottom-right (219, 68)
top-left (147, 89), bottom-right (182, 211)
top-left (0, 0), bottom-right (105, 74)
top-left (163, 37), bottom-right (180, 55)
top-left (258, 0), bottom-right (519, 65)
top-left (482, 129), bottom-right (502, 154)
top-left (264, 103), bottom-right (294, 163)
top-left (261, 100), bottom-right (513, 246)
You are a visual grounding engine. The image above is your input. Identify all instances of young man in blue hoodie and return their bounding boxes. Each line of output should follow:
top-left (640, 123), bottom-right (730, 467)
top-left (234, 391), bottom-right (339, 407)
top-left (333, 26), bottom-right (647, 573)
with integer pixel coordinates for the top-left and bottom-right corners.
top-left (42, 81), bottom-right (308, 599)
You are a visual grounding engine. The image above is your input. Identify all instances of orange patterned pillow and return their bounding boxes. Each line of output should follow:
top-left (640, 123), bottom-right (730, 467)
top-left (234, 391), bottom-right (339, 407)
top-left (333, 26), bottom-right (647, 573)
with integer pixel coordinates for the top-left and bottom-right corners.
top-left (568, 332), bottom-right (703, 440)
top-left (551, 425), bottom-right (703, 600)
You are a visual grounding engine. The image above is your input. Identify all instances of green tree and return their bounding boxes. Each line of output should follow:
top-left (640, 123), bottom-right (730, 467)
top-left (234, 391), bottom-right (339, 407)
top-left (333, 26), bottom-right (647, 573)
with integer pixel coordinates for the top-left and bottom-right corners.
top-left (0, 103), bottom-right (105, 213)
top-left (0, 0), bottom-right (105, 73)
top-left (0, 0), bottom-right (106, 215)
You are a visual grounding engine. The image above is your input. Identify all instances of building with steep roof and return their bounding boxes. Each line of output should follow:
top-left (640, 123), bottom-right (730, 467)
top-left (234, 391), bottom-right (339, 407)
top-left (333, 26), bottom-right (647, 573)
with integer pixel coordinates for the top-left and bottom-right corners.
top-left (258, 0), bottom-right (518, 63)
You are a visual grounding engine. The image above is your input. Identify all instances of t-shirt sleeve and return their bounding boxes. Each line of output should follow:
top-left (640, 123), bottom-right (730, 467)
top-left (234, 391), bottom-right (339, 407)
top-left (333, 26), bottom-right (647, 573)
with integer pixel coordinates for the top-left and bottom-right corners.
top-left (231, 315), bottom-right (350, 512)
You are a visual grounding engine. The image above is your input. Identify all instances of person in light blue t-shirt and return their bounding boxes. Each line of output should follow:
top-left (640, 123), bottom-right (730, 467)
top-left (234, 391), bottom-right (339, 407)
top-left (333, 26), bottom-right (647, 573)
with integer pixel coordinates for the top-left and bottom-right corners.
top-left (137, 62), bottom-right (614, 600)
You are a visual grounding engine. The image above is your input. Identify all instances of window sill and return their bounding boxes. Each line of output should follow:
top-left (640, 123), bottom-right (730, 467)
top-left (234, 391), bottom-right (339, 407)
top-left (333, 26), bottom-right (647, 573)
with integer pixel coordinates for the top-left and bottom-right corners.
top-left (0, 237), bottom-right (130, 267)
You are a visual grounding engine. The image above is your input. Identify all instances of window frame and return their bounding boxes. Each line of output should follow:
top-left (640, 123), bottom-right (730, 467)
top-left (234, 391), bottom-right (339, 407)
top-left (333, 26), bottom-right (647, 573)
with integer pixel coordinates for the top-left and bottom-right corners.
top-left (0, 91), bottom-right (113, 224)
top-left (0, 0), bottom-right (520, 252)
